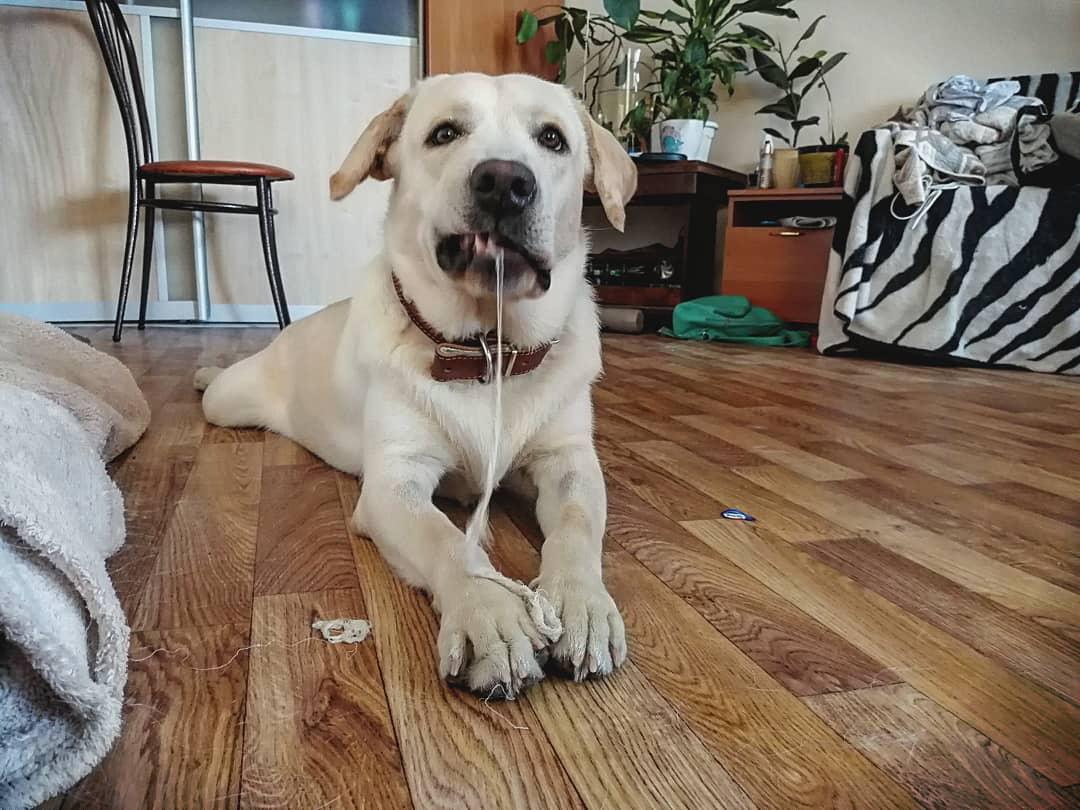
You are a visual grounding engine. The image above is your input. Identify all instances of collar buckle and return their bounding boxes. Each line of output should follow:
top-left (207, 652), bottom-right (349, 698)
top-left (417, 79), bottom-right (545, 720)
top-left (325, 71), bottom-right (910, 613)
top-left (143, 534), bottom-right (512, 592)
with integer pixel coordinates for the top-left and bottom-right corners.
top-left (476, 334), bottom-right (519, 384)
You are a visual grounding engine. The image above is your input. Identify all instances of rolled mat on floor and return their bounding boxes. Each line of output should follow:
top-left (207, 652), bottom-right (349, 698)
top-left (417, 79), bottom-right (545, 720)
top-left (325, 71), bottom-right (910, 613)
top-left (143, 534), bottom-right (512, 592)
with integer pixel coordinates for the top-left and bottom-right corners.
top-left (0, 314), bottom-right (149, 809)
top-left (599, 306), bottom-right (646, 334)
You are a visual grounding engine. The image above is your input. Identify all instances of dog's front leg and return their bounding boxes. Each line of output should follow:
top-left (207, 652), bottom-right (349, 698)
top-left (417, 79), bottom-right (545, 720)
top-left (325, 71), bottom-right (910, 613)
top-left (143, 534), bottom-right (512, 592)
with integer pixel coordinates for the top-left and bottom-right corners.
top-left (355, 455), bottom-right (559, 697)
top-left (528, 442), bottom-right (627, 681)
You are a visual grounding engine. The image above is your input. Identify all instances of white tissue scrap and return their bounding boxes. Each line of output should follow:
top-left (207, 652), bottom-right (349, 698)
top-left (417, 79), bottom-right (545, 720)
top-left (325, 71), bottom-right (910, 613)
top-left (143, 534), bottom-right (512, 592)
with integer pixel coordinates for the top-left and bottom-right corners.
top-left (311, 618), bottom-right (371, 644)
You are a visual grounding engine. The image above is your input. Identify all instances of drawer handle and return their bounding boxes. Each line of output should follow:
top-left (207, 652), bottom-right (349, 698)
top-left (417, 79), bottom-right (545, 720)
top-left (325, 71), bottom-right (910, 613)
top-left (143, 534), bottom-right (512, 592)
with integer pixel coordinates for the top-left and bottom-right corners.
top-left (769, 230), bottom-right (803, 237)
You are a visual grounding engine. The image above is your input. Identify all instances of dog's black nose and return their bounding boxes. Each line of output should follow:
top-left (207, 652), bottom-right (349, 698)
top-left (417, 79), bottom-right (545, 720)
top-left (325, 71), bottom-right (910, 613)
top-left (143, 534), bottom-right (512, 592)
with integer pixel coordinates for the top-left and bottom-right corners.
top-left (470, 159), bottom-right (536, 217)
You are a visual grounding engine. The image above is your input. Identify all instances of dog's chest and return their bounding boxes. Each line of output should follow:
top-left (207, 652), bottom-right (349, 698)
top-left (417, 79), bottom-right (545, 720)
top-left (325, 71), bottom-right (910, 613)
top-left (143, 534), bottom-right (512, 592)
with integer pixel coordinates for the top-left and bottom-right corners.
top-left (425, 375), bottom-right (550, 486)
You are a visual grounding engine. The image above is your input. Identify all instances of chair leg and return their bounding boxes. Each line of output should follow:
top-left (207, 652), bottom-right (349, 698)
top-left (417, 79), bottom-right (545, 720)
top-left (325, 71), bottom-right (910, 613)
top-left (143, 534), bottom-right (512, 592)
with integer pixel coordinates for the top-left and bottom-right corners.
top-left (255, 178), bottom-right (290, 329)
top-left (113, 178), bottom-right (141, 342)
top-left (138, 183), bottom-right (156, 330)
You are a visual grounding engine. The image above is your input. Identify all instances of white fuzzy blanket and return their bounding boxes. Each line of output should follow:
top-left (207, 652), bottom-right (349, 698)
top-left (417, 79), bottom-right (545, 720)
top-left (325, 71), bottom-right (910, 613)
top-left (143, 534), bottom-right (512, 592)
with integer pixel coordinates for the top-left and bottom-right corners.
top-left (0, 315), bottom-right (150, 809)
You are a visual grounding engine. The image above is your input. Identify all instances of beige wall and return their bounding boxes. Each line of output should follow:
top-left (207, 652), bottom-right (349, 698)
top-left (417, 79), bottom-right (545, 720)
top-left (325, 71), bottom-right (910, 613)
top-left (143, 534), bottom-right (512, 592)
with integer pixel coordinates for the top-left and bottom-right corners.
top-left (195, 29), bottom-right (415, 308)
top-left (582, 0), bottom-right (1080, 172)
top-left (0, 8), bottom-right (165, 307)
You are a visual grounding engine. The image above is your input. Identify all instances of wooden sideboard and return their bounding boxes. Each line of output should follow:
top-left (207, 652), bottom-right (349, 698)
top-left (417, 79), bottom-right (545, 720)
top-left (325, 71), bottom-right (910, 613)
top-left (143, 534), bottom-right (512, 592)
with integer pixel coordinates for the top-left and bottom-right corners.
top-left (585, 160), bottom-right (746, 309)
top-left (721, 187), bottom-right (844, 324)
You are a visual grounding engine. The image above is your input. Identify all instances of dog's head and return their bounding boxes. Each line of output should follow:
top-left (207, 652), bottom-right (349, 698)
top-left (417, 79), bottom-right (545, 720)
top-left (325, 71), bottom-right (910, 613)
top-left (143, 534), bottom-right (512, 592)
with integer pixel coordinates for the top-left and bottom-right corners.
top-left (329, 73), bottom-right (636, 300)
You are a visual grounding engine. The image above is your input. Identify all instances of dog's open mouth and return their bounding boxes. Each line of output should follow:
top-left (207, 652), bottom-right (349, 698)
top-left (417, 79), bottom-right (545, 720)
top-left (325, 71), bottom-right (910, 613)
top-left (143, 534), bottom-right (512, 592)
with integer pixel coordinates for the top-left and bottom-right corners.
top-left (435, 232), bottom-right (551, 294)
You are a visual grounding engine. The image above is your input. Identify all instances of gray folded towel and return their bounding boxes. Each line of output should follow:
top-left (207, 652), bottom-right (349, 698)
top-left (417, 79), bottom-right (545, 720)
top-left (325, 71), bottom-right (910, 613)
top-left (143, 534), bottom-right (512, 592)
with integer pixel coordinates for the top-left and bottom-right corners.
top-left (778, 216), bottom-right (838, 230)
top-left (0, 315), bottom-right (149, 809)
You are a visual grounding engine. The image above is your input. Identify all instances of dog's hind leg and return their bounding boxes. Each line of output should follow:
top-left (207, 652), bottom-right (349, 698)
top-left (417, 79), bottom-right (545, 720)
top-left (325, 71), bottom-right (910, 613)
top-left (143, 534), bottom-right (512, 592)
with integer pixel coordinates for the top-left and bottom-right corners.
top-left (196, 349), bottom-right (286, 431)
top-left (193, 366), bottom-right (223, 391)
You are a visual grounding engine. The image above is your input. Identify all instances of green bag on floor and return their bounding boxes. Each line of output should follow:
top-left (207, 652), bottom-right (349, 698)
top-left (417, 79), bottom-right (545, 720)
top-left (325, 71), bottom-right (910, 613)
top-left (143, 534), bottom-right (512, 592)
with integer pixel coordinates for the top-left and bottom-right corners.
top-left (660, 295), bottom-right (810, 347)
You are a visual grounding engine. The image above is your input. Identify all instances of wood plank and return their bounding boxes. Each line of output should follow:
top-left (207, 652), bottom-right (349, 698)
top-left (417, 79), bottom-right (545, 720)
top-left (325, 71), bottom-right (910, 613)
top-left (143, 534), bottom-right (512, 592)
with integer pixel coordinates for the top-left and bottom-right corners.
top-left (604, 480), bottom-right (900, 696)
top-left (684, 519), bottom-right (1080, 785)
top-left (485, 510), bottom-right (757, 810)
top-left (804, 539), bottom-right (1079, 703)
top-left (627, 440), bottom-right (850, 541)
top-left (639, 366), bottom-right (774, 409)
top-left (609, 406), bottom-right (768, 467)
top-left (254, 464), bottom-right (357, 596)
top-left (67, 624), bottom-right (249, 809)
top-left (971, 481), bottom-right (1080, 529)
top-left (808, 441), bottom-right (1080, 555)
top-left (108, 454), bottom-right (195, 613)
top-left (336, 475), bottom-right (584, 810)
top-left (804, 684), bottom-right (1076, 809)
top-left (912, 442), bottom-right (1080, 503)
top-left (600, 544), bottom-right (915, 808)
top-left (133, 442), bottom-right (262, 630)
top-left (240, 588), bottom-right (410, 809)
top-left (598, 438), bottom-right (726, 523)
top-left (678, 415), bottom-right (863, 481)
top-left (262, 431), bottom-right (321, 467)
top-left (834, 476), bottom-right (1080, 594)
top-left (732, 464), bottom-right (1080, 639)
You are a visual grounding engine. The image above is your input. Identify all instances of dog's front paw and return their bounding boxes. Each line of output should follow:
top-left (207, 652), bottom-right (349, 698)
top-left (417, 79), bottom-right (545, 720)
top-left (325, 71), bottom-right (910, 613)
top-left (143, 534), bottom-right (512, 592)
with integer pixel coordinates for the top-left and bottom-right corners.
top-left (437, 577), bottom-right (555, 699)
top-left (534, 574), bottom-right (627, 681)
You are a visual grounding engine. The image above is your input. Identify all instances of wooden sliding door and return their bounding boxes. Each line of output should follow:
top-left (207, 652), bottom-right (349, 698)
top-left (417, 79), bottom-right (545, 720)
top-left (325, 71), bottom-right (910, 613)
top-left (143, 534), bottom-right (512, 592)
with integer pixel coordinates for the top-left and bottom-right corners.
top-left (424, 0), bottom-right (559, 77)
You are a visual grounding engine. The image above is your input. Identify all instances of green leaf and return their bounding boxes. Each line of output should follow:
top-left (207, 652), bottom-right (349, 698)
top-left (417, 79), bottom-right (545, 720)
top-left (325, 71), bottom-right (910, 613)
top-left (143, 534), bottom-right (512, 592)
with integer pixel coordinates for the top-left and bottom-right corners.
top-left (730, 0), bottom-right (798, 19)
top-left (729, 0), bottom-right (796, 14)
top-left (662, 9), bottom-right (693, 24)
top-left (793, 14), bottom-right (825, 51)
top-left (817, 51), bottom-right (847, 78)
top-left (793, 115), bottom-right (820, 128)
top-left (604, 0), bottom-right (640, 29)
top-left (763, 126), bottom-right (790, 145)
top-left (624, 27), bottom-right (669, 43)
top-left (685, 39), bottom-right (707, 65)
top-left (516, 10), bottom-right (538, 44)
top-left (752, 48), bottom-right (788, 88)
top-left (755, 100), bottom-right (796, 120)
top-left (661, 69), bottom-right (679, 98)
top-left (737, 23), bottom-right (774, 44)
top-left (554, 15), bottom-right (573, 49)
top-left (788, 57), bottom-right (820, 81)
top-left (544, 40), bottom-right (566, 65)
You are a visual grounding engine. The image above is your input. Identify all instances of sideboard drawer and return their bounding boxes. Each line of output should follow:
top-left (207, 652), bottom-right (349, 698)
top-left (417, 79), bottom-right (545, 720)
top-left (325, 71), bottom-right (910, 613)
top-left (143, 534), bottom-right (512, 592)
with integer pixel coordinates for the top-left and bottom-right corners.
top-left (722, 227), bottom-right (834, 324)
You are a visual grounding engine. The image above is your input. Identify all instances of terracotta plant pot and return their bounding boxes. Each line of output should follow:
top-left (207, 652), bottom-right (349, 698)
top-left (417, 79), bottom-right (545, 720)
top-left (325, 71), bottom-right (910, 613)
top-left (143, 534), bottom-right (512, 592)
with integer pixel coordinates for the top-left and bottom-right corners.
top-left (773, 148), bottom-right (801, 188)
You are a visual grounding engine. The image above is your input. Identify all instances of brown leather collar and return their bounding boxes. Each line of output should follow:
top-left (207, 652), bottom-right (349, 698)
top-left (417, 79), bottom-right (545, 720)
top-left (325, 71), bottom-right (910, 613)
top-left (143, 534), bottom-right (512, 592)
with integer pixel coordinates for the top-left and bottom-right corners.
top-left (392, 275), bottom-right (554, 383)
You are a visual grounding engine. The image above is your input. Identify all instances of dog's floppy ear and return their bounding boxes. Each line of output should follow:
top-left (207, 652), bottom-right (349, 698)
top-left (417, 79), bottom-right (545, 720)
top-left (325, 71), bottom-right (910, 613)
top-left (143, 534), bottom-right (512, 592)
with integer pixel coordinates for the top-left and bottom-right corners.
top-left (330, 92), bottom-right (411, 200)
top-left (579, 107), bottom-right (638, 232)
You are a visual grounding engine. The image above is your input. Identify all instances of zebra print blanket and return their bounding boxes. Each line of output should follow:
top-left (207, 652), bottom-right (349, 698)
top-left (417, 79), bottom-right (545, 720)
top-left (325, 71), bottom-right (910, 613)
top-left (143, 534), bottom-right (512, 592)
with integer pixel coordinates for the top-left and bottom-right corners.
top-left (818, 72), bottom-right (1080, 375)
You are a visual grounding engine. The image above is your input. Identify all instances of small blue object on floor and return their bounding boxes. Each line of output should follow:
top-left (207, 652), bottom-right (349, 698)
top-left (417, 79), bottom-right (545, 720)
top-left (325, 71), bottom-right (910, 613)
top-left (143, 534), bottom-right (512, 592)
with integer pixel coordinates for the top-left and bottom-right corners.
top-left (721, 508), bottom-right (756, 522)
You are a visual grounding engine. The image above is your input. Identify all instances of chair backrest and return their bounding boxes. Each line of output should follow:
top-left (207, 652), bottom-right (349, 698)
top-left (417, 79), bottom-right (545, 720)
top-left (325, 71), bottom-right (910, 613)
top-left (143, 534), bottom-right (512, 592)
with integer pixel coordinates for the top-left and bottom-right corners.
top-left (85, 0), bottom-right (154, 175)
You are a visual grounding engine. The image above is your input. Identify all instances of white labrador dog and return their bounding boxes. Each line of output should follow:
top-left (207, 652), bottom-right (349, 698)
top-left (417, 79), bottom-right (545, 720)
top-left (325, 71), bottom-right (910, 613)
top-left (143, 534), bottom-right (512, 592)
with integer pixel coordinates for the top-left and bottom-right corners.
top-left (195, 73), bottom-right (637, 697)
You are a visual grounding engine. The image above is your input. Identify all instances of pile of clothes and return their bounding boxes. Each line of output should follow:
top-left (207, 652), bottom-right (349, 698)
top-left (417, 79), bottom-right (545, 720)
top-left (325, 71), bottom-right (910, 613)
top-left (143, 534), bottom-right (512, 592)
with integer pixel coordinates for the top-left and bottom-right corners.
top-left (883, 74), bottom-right (1077, 207)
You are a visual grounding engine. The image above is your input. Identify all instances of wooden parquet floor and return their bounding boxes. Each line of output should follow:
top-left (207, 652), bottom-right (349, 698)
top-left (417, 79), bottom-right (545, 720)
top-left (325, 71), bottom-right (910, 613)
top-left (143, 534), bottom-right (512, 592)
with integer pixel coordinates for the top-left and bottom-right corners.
top-left (47, 327), bottom-right (1080, 809)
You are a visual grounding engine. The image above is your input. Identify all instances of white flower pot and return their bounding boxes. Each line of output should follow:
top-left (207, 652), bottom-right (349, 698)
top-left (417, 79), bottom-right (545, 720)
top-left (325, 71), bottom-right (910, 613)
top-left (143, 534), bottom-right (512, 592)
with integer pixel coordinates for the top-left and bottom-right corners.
top-left (699, 121), bottom-right (718, 161)
top-left (652, 119), bottom-right (716, 161)
top-left (655, 119), bottom-right (705, 159)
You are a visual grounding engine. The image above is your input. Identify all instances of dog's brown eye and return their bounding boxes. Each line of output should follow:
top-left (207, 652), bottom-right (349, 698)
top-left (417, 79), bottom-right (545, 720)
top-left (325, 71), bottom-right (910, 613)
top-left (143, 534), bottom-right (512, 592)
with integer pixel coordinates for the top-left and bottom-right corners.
top-left (427, 123), bottom-right (461, 146)
top-left (538, 126), bottom-right (566, 152)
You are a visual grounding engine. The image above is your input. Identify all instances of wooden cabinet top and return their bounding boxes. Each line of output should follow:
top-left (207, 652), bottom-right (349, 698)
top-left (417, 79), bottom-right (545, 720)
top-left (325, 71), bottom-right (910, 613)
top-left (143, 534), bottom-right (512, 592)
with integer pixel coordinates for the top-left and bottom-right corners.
top-left (729, 186), bottom-right (844, 201)
top-left (586, 159), bottom-right (746, 205)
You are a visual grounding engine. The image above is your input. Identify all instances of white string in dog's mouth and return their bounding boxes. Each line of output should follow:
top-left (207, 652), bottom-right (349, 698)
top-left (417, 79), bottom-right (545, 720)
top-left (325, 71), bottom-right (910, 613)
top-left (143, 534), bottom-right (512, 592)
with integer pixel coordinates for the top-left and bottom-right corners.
top-left (463, 247), bottom-right (505, 549)
top-left (462, 248), bottom-right (562, 643)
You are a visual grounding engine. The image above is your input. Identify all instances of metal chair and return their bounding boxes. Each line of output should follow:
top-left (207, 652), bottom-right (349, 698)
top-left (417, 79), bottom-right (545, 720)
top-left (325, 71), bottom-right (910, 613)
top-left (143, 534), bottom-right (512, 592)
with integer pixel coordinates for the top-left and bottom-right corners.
top-left (86, 0), bottom-right (293, 341)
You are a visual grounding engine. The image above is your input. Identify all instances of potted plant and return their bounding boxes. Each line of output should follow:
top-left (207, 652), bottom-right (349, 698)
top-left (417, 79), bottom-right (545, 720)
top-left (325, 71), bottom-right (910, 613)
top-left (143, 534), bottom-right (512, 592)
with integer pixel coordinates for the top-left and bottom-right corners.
top-left (518, 0), bottom-right (797, 158)
top-left (752, 14), bottom-right (847, 186)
